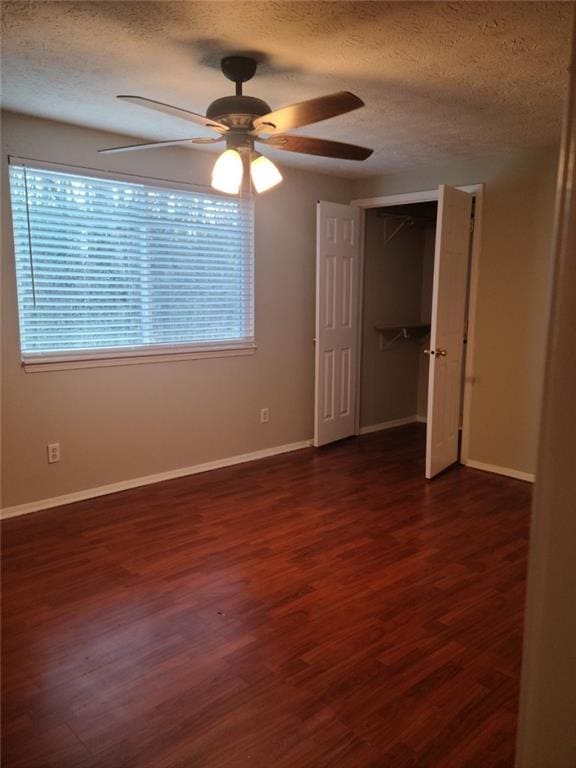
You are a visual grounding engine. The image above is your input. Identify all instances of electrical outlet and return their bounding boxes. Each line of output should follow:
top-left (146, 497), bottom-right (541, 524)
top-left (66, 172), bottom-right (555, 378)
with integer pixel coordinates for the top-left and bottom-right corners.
top-left (47, 443), bottom-right (60, 464)
top-left (260, 408), bottom-right (269, 424)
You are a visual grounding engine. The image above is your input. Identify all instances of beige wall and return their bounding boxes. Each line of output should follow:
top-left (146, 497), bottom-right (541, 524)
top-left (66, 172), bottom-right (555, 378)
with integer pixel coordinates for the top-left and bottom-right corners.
top-left (353, 148), bottom-right (559, 475)
top-left (516, 22), bottom-right (576, 765)
top-left (1, 111), bottom-right (352, 508)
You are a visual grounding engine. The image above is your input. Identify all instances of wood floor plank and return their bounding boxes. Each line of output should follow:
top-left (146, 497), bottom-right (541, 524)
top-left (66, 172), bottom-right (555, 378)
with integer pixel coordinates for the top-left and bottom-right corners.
top-left (1, 425), bottom-right (532, 767)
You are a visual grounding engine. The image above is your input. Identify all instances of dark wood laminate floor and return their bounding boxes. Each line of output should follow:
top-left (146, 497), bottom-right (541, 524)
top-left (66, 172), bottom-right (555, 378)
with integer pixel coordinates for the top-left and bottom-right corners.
top-left (1, 425), bottom-right (532, 768)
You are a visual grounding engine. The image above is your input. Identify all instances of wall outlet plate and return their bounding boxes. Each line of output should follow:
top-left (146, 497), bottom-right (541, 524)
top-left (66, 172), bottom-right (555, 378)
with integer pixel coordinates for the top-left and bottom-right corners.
top-left (47, 443), bottom-right (60, 463)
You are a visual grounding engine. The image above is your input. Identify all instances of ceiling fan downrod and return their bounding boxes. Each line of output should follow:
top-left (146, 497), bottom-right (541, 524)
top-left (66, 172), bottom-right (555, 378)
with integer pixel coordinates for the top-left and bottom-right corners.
top-left (220, 55), bottom-right (258, 96)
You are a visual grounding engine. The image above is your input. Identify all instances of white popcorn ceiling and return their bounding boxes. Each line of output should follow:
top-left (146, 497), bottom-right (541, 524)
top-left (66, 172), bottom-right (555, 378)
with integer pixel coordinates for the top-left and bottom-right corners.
top-left (1, 1), bottom-right (573, 177)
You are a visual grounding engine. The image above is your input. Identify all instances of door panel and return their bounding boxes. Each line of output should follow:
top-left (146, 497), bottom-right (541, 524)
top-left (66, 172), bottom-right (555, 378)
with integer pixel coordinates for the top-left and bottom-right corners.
top-left (426, 185), bottom-right (472, 478)
top-left (315, 202), bottom-right (360, 447)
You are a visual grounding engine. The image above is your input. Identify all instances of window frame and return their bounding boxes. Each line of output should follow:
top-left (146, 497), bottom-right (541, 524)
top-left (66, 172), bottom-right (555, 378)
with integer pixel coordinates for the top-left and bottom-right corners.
top-left (8, 156), bottom-right (257, 372)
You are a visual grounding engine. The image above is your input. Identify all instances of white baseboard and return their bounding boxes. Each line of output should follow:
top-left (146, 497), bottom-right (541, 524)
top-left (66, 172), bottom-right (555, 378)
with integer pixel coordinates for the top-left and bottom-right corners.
top-left (359, 415), bottom-right (420, 435)
top-left (0, 439), bottom-right (313, 520)
top-left (464, 459), bottom-right (535, 483)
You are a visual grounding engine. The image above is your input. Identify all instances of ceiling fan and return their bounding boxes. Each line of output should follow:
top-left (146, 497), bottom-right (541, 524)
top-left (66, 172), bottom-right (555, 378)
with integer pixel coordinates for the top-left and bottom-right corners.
top-left (99, 56), bottom-right (374, 195)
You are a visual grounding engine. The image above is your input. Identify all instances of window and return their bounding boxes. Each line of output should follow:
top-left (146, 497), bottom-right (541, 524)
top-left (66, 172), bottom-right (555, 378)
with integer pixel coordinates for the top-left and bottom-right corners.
top-left (9, 160), bottom-right (254, 367)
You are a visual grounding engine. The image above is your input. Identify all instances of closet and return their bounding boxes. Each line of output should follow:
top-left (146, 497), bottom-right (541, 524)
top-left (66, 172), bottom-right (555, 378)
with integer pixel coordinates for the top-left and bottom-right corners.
top-left (360, 202), bottom-right (437, 432)
top-left (315, 186), bottom-right (474, 477)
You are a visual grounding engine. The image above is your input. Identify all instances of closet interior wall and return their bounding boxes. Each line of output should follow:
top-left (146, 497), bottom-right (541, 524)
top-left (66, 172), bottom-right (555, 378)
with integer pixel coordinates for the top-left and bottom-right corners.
top-left (360, 204), bottom-right (436, 431)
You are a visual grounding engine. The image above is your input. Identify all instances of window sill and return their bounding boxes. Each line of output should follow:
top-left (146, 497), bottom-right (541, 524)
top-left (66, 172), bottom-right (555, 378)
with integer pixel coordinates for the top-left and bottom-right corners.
top-left (22, 344), bottom-right (257, 373)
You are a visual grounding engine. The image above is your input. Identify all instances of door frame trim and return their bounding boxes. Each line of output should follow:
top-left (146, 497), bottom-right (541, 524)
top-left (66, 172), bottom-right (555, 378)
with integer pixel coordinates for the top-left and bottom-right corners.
top-left (350, 183), bottom-right (484, 467)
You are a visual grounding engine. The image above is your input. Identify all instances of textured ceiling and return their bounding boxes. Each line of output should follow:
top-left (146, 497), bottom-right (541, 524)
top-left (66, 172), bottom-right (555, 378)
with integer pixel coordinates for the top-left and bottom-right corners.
top-left (1, 1), bottom-right (573, 177)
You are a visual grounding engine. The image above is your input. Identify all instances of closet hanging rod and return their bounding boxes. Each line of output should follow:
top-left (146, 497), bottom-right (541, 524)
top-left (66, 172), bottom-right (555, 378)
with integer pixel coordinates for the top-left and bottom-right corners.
top-left (384, 219), bottom-right (411, 244)
top-left (380, 211), bottom-right (436, 244)
top-left (378, 212), bottom-right (436, 223)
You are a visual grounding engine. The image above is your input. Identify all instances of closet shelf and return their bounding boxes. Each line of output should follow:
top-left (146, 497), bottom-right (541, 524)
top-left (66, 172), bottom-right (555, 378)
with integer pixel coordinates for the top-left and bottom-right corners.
top-left (375, 323), bottom-right (431, 351)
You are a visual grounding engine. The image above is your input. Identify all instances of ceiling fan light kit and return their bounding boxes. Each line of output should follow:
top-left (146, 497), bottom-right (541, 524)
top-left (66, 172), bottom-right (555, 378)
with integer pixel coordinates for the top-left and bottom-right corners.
top-left (250, 152), bottom-right (283, 193)
top-left (100, 56), bottom-right (373, 195)
top-left (211, 148), bottom-right (244, 194)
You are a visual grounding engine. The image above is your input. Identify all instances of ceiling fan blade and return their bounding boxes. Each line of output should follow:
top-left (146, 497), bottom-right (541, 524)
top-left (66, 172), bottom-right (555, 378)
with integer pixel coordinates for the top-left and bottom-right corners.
top-left (99, 137), bottom-right (225, 154)
top-left (117, 95), bottom-right (229, 133)
top-left (260, 134), bottom-right (373, 161)
top-left (253, 91), bottom-right (364, 135)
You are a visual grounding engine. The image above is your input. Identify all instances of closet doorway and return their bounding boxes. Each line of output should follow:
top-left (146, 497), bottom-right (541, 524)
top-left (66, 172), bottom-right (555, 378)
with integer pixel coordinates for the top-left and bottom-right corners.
top-left (315, 185), bottom-right (482, 478)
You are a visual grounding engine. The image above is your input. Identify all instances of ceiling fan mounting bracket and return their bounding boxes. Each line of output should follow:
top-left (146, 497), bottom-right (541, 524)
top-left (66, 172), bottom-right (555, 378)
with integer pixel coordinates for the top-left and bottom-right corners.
top-left (221, 56), bottom-right (258, 96)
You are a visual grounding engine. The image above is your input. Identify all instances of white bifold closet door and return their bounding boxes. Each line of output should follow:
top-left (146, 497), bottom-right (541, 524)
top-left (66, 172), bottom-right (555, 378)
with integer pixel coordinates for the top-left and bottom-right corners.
top-left (314, 202), bottom-right (360, 447)
top-left (426, 185), bottom-right (473, 478)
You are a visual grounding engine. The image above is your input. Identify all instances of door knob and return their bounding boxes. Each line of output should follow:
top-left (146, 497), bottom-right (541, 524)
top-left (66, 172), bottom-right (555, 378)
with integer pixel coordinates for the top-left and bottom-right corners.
top-left (424, 349), bottom-right (434, 355)
top-left (436, 348), bottom-right (447, 357)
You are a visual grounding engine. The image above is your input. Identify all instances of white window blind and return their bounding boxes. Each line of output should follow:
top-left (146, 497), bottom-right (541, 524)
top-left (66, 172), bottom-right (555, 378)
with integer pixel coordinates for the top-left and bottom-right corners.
top-left (9, 161), bottom-right (254, 364)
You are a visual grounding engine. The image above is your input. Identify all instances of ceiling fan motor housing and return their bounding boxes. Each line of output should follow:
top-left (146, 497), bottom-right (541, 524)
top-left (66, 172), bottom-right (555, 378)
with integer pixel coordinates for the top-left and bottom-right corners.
top-left (206, 96), bottom-right (272, 130)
